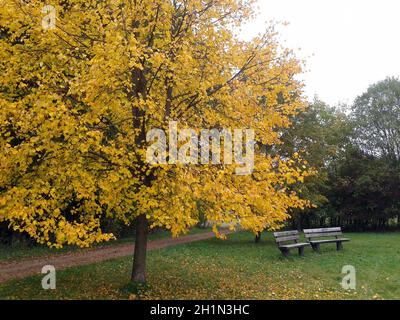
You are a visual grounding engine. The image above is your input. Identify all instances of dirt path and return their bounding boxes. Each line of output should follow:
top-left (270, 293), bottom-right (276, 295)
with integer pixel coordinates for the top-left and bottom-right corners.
top-left (0, 231), bottom-right (232, 283)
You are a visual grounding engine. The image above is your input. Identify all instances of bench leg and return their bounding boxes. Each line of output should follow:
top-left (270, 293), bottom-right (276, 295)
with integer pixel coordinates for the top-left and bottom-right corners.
top-left (336, 242), bottom-right (343, 251)
top-left (280, 248), bottom-right (289, 257)
top-left (311, 243), bottom-right (321, 253)
top-left (298, 246), bottom-right (305, 257)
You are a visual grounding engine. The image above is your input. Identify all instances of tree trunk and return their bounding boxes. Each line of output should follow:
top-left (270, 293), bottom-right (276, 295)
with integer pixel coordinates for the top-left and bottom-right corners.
top-left (131, 214), bottom-right (149, 284)
top-left (255, 232), bottom-right (262, 243)
top-left (297, 217), bottom-right (302, 231)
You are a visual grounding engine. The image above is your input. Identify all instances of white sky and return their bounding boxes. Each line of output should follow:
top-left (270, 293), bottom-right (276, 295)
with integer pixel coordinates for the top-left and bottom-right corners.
top-left (241, 0), bottom-right (400, 106)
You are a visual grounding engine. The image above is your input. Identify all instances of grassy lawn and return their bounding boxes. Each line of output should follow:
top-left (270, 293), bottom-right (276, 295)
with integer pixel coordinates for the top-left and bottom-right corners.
top-left (0, 227), bottom-right (211, 262)
top-left (1, 232), bottom-right (399, 300)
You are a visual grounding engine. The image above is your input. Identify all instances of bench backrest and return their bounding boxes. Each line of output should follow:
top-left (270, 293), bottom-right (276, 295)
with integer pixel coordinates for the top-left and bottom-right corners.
top-left (273, 230), bottom-right (300, 246)
top-left (303, 227), bottom-right (343, 240)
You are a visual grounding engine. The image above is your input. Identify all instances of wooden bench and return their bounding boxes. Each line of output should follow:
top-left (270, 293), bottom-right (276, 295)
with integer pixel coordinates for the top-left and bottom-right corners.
top-left (304, 227), bottom-right (350, 252)
top-left (273, 230), bottom-right (310, 257)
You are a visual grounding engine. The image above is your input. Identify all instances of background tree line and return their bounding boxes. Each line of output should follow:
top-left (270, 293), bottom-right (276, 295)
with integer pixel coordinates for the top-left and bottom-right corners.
top-left (284, 77), bottom-right (400, 231)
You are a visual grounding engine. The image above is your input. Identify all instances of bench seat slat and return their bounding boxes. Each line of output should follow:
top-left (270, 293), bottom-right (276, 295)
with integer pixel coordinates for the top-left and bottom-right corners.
top-left (310, 238), bottom-right (350, 244)
top-left (279, 243), bottom-right (310, 249)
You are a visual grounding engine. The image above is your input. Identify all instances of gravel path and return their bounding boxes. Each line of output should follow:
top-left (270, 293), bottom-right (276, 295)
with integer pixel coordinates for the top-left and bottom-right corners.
top-left (0, 231), bottom-right (231, 283)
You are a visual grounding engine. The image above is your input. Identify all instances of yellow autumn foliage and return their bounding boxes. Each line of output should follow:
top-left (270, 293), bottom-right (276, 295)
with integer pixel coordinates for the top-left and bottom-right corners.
top-left (0, 0), bottom-right (313, 248)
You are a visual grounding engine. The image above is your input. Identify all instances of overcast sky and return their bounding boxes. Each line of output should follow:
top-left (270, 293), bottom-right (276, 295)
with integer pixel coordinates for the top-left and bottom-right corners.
top-left (241, 0), bottom-right (400, 106)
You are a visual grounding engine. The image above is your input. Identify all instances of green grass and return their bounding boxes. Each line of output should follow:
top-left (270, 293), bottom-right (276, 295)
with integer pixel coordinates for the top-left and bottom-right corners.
top-left (1, 232), bottom-right (399, 300)
top-left (0, 227), bottom-right (210, 262)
